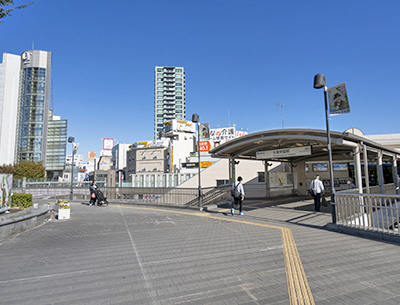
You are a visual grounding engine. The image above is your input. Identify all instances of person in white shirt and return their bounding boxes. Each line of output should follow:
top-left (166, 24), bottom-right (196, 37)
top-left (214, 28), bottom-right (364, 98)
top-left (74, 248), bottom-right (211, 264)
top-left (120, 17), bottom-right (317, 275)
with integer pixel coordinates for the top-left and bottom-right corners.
top-left (232, 176), bottom-right (245, 215)
top-left (311, 175), bottom-right (324, 211)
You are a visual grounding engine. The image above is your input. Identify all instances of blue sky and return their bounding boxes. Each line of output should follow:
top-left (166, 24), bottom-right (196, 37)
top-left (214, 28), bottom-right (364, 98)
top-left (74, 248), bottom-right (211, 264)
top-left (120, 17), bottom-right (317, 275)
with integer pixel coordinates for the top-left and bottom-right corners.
top-left (1, 0), bottom-right (400, 161)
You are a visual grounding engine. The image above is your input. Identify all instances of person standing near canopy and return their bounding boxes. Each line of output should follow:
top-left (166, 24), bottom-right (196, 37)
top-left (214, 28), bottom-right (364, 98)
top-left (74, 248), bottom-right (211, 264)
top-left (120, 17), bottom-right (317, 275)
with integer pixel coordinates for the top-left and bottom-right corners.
top-left (311, 175), bottom-right (324, 211)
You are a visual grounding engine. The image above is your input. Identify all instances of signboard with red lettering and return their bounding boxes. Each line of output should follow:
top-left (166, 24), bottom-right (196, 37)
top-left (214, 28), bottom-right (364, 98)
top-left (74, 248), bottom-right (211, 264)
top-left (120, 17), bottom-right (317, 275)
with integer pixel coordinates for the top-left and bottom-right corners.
top-left (197, 141), bottom-right (211, 152)
top-left (103, 138), bottom-right (114, 150)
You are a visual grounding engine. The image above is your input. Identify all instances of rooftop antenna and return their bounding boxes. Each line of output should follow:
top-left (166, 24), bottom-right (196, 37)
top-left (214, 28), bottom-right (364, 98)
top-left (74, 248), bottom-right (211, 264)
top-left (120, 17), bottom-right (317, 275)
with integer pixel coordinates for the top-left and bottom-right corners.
top-left (32, 41), bottom-right (34, 50)
top-left (276, 102), bottom-right (291, 128)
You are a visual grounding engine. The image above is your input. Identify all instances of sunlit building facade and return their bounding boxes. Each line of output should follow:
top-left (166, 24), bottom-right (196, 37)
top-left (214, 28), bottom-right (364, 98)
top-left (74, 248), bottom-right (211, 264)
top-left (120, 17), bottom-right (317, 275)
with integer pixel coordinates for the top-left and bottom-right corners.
top-left (0, 53), bottom-right (20, 165)
top-left (154, 66), bottom-right (185, 139)
top-left (45, 110), bottom-right (67, 179)
top-left (15, 50), bottom-right (52, 165)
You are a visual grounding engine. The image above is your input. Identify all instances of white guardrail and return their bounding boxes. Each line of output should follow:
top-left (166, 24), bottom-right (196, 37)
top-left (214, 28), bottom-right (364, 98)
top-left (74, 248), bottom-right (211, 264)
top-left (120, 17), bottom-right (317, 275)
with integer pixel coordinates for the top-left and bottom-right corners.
top-left (334, 192), bottom-right (400, 235)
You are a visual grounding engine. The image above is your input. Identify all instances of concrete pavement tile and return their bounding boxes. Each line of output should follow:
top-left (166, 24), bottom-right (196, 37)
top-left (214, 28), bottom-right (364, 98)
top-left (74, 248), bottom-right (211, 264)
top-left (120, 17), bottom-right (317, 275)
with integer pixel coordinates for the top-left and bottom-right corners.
top-left (2, 201), bottom-right (400, 304)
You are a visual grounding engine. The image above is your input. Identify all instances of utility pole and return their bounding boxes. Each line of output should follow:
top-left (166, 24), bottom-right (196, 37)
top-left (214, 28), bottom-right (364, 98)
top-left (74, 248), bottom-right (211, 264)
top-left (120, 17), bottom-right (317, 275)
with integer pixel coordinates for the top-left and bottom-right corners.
top-left (276, 102), bottom-right (291, 128)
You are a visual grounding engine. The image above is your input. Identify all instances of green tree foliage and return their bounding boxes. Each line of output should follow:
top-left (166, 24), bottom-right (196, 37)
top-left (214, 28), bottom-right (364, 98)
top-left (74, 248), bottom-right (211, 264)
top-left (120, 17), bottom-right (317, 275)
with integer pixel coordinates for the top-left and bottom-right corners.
top-left (13, 161), bottom-right (45, 178)
top-left (0, 0), bottom-right (33, 24)
top-left (0, 163), bottom-right (15, 174)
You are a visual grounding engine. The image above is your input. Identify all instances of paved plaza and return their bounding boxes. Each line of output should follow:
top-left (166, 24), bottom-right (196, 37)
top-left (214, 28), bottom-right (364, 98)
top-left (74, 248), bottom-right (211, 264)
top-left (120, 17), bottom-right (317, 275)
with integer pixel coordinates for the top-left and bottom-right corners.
top-left (1, 197), bottom-right (400, 304)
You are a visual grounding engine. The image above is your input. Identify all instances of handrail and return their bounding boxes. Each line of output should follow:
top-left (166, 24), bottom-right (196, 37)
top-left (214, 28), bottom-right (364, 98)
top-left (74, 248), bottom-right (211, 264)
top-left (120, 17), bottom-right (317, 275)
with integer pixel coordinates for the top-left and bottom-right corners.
top-left (334, 192), bottom-right (400, 235)
top-left (12, 185), bottom-right (232, 208)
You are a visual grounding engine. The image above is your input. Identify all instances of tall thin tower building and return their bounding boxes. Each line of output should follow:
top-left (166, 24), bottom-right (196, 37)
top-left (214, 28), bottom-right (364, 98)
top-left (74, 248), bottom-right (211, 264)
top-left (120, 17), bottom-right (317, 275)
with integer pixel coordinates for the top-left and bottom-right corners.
top-left (154, 66), bottom-right (185, 139)
top-left (15, 50), bottom-right (52, 165)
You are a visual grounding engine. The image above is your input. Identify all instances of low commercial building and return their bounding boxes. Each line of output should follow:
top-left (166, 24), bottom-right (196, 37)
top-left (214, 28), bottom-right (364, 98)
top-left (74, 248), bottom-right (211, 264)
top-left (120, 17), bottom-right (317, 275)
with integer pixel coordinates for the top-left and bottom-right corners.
top-left (162, 119), bottom-right (196, 173)
top-left (127, 139), bottom-right (170, 182)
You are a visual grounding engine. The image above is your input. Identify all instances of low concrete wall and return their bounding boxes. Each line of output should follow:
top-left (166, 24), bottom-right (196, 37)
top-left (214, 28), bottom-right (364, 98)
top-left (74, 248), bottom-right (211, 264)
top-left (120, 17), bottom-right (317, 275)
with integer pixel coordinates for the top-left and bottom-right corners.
top-left (0, 204), bottom-right (52, 240)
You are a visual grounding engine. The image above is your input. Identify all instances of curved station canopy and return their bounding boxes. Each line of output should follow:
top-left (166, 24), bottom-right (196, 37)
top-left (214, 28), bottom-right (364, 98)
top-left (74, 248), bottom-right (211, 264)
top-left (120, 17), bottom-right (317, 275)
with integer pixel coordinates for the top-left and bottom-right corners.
top-left (210, 128), bottom-right (400, 163)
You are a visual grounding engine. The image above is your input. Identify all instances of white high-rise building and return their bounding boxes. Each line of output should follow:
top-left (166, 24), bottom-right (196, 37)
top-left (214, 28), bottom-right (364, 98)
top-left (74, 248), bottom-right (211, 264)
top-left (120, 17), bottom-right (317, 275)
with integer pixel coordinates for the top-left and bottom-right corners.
top-left (0, 53), bottom-right (21, 165)
top-left (154, 66), bottom-right (185, 139)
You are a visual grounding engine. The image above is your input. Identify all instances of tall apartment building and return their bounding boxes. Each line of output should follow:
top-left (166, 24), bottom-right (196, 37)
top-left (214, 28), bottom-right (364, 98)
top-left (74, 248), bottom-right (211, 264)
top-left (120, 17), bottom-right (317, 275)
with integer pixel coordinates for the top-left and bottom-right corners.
top-left (15, 50), bottom-right (52, 165)
top-left (154, 66), bottom-right (185, 139)
top-left (0, 53), bottom-right (21, 165)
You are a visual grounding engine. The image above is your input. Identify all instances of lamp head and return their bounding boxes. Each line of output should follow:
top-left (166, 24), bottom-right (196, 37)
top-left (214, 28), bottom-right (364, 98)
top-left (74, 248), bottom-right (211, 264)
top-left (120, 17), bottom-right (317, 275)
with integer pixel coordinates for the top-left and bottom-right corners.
top-left (192, 113), bottom-right (199, 123)
top-left (313, 73), bottom-right (326, 89)
top-left (68, 136), bottom-right (75, 143)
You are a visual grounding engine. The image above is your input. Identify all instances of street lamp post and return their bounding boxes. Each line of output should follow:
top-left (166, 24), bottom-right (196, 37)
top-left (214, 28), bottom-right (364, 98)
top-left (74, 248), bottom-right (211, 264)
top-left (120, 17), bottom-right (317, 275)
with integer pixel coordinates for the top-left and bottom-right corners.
top-left (313, 73), bottom-right (336, 223)
top-left (192, 113), bottom-right (201, 211)
top-left (68, 136), bottom-right (75, 201)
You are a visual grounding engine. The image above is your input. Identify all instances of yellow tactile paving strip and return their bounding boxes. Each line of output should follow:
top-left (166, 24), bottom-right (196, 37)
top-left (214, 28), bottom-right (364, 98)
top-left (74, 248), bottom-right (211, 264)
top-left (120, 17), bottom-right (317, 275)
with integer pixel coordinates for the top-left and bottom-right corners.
top-left (119, 205), bottom-right (315, 305)
top-left (281, 227), bottom-right (315, 305)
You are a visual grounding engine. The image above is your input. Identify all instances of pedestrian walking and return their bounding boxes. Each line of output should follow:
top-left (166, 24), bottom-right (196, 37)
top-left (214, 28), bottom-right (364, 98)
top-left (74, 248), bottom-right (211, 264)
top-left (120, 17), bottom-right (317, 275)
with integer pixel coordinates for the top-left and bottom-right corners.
top-left (310, 175), bottom-right (324, 211)
top-left (232, 176), bottom-right (245, 215)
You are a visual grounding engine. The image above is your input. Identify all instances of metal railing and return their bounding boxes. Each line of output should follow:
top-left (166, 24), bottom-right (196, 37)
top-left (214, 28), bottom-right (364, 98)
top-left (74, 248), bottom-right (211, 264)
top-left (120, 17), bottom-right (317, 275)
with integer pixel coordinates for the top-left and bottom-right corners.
top-left (334, 191), bottom-right (400, 235)
top-left (12, 184), bottom-right (232, 208)
top-left (13, 179), bottom-right (107, 189)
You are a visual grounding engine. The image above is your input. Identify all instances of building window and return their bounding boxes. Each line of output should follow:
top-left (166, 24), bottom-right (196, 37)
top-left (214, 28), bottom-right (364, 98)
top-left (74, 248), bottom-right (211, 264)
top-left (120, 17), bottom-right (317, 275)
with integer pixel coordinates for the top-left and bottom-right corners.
top-left (216, 179), bottom-right (229, 186)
